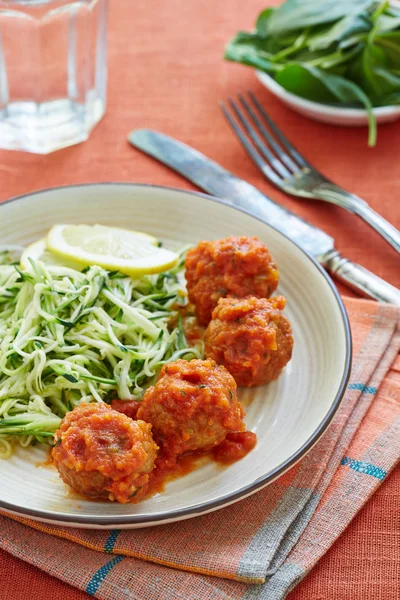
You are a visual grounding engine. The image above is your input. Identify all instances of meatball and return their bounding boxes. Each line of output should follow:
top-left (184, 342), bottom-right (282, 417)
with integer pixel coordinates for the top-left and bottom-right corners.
top-left (136, 358), bottom-right (245, 455)
top-left (204, 296), bottom-right (293, 387)
top-left (185, 236), bottom-right (279, 325)
top-left (52, 403), bottom-right (158, 503)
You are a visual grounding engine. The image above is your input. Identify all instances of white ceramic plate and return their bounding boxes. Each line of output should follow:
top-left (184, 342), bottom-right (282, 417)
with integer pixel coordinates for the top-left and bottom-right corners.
top-left (256, 70), bottom-right (400, 126)
top-left (0, 184), bottom-right (351, 529)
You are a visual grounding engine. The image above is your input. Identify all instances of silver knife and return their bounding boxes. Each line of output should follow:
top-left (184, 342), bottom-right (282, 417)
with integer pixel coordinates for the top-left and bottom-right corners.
top-left (128, 129), bottom-right (400, 306)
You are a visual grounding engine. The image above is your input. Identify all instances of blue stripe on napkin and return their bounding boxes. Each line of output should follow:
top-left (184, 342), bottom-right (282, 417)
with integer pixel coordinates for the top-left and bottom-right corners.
top-left (86, 555), bottom-right (125, 596)
top-left (104, 529), bottom-right (121, 553)
top-left (341, 456), bottom-right (386, 480)
top-left (348, 383), bottom-right (377, 394)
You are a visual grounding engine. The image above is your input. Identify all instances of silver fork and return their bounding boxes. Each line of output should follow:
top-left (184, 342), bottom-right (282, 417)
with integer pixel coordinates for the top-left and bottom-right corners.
top-left (220, 92), bottom-right (400, 255)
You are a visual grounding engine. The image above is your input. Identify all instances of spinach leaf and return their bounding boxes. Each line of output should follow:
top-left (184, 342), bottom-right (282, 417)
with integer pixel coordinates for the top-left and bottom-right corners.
top-left (373, 14), bottom-right (400, 34)
top-left (276, 64), bottom-right (376, 144)
top-left (276, 64), bottom-right (369, 106)
top-left (379, 90), bottom-right (400, 104)
top-left (256, 8), bottom-right (275, 37)
top-left (225, 33), bottom-right (280, 73)
top-left (387, 6), bottom-right (400, 19)
top-left (307, 13), bottom-right (371, 51)
top-left (224, 0), bottom-right (400, 145)
top-left (275, 64), bottom-right (340, 103)
top-left (351, 42), bottom-right (400, 103)
top-left (266, 0), bottom-right (377, 37)
top-left (374, 32), bottom-right (400, 66)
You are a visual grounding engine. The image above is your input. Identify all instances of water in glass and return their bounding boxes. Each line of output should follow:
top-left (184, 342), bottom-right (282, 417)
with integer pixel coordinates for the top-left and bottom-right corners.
top-left (0, 0), bottom-right (107, 153)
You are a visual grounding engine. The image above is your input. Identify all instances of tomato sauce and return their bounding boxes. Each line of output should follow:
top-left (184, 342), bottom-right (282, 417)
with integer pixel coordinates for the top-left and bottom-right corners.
top-left (212, 431), bottom-right (257, 464)
top-left (182, 315), bottom-right (205, 345)
top-left (136, 430), bottom-right (257, 501)
top-left (137, 449), bottom-right (200, 500)
top-left (110, 399), bottom-right (140, 420)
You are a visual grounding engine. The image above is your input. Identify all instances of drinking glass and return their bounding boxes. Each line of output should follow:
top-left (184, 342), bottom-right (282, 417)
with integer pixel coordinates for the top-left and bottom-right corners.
top-left (0, 0), bottom-right (107, 153)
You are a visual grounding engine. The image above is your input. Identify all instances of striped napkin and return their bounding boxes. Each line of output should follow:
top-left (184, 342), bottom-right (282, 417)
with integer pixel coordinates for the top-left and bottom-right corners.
top-left (0, 297), bottom-right (399, 600)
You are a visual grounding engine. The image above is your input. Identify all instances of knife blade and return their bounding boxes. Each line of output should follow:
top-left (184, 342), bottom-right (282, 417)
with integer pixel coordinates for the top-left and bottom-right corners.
top-left (128, 129), bottom-right (400, 306)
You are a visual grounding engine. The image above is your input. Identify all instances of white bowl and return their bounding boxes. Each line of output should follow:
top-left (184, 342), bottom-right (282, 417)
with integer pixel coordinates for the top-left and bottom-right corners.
top-left (256, 70), bottom-right (400, 126)
top-left (0, 183), bottom-right (351, 528)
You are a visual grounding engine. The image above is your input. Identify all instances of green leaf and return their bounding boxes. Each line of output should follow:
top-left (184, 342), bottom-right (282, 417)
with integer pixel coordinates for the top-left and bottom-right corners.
top-left (275, 64), bottom-right (376, 145)
top-left (387, 6), bottom-right (400, 18)
top-left (307, 13), bottom-right (371, 51)
top-left (275, 64), bottom-right (339, 102)
top-left (374, 32), bottom-right (400, 67)
top-left (224, 32), bottom-right (279, 73)
top-left (373, 14), bottom-right (400, 34)
top-left (379, 90), bottom-right (400, 104)
top-left (256, 7), bottom-right (275, 36)
top-left (371, 0), bottom-right (390, 22)
top-left (350, 42), bottom-right (400, 104)
top-left (370, 67), bottom-right (400, 103)
top-left (305, 44), bottom-right (364, 70)
top-left (266, 0), bottom-right (377, 37)
top-left (275, 63), bottom-right (364, 103)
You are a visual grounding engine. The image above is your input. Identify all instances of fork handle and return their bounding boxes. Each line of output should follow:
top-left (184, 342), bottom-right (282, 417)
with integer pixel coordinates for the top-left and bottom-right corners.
top-left (316, 184), bottom-right (400, 255)
top-left (353, 202), bottom-right (400, 254)
top-left (323, 250), bottom-right (400, 306)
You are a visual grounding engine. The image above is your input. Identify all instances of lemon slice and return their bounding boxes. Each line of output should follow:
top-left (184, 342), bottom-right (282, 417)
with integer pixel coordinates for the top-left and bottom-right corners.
top-left (46, 224), bottom-right (178, 275)
top-left (20, 238), bottom-right (82, 270)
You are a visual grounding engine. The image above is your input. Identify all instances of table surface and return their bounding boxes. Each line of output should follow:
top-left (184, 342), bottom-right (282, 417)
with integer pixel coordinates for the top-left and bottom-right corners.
top-left (0, 0), bottom-right (399, 598)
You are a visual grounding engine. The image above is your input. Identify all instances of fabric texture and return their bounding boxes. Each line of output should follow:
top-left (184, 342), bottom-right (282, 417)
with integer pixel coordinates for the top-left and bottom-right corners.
top-left (0, 297), bottom-right (399, 600)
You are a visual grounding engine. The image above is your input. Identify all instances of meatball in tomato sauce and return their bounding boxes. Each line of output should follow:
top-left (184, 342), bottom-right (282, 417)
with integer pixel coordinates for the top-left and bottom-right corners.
top-left (185, 236), bottom-right (279, 325)
top-left (136, 359), bottom-right (245, 455)
top-left (52, 403), bottom-right (158, 503)
top-left (204, 296), bottom-right (293, 387)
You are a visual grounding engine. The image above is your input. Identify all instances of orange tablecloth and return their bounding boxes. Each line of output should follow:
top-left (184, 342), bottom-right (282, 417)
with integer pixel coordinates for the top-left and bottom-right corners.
top-left (0, 0), bottom-right (399, 598)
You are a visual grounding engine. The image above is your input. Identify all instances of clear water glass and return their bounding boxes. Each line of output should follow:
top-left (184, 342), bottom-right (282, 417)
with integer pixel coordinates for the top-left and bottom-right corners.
top-left (0, 0), bottom-right (107, 154)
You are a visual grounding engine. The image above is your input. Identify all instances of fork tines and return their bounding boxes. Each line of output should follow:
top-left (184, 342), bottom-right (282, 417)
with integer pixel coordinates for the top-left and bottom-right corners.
top-left (220, 92), bottom-right (310, 188)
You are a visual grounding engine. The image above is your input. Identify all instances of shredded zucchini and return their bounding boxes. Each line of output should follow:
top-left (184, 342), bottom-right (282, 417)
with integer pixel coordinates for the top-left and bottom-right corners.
top-left (0, 247), bottom-right (202, 455)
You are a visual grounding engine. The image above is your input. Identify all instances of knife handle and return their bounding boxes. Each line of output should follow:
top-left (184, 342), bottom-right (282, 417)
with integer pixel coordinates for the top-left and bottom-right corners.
top-left (323, 250), bottom-right (400, 306)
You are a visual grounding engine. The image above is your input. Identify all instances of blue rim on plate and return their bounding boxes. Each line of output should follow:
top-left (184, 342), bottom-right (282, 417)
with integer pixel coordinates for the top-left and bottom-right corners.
top-left (0, 183), bottom-right (352, 526)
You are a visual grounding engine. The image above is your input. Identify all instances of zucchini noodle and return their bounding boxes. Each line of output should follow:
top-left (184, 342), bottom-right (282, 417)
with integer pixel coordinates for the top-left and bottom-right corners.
top-left (0, 247), bottom-right (203, 455)
top-left (0, 438), bottom-right (13, 459)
